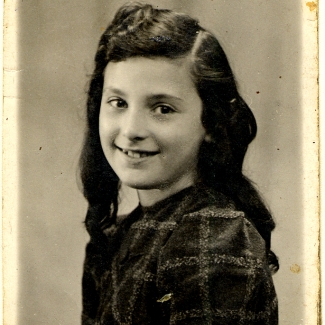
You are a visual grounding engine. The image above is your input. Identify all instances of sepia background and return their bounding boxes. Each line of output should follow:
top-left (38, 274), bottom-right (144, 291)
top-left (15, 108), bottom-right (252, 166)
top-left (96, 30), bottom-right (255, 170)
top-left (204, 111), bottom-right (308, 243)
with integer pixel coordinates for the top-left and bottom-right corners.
top-left (11, 0), bottom-right (307, 324)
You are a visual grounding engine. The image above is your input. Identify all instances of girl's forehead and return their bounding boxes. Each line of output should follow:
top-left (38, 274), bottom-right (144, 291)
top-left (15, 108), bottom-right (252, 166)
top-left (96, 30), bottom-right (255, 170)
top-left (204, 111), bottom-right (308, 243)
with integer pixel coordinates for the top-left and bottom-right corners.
top-left (103, 56), bottom-right (196, 96)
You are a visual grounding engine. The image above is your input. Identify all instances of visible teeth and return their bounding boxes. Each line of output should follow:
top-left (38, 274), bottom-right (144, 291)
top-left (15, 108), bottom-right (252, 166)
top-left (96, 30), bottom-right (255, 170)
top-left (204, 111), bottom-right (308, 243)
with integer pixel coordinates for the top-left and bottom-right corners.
top-left (120, 148), bottom-right (154, 158)
top-left (132, 152), bottom-right (141, 158)
top-left (123, 150), bottom-right (142, 158)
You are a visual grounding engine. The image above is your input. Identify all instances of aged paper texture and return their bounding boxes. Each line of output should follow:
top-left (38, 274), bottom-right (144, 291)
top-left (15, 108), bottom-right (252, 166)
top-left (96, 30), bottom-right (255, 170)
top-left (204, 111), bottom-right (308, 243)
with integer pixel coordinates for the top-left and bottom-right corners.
top-left (3, 0), bottom-right (319, 324)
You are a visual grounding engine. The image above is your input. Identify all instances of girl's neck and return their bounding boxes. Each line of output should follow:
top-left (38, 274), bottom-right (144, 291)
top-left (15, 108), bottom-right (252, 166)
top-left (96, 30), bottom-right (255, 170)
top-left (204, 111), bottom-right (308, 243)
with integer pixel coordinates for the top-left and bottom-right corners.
top-left (137, 176), bottom-right (196, 207)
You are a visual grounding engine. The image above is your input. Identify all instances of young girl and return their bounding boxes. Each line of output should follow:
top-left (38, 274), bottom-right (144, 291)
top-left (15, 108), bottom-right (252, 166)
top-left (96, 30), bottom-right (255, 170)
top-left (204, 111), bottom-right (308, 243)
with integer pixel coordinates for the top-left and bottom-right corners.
top-left (80, 3), bottom-right (278, 324)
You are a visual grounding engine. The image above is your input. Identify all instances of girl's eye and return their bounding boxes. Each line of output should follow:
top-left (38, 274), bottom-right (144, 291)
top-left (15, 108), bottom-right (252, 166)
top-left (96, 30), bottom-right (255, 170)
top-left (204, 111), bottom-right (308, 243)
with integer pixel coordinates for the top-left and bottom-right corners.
top-left (154, 105), bottom-right (175, 115)
top-left (107, 98), bottom-right (128, 109)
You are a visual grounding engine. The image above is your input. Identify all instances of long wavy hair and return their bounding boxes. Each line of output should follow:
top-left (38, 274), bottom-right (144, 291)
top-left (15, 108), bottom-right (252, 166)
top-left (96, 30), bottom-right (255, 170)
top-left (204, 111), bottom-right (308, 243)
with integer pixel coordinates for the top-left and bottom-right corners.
top-left (80, 3), bottom-right (278, 268)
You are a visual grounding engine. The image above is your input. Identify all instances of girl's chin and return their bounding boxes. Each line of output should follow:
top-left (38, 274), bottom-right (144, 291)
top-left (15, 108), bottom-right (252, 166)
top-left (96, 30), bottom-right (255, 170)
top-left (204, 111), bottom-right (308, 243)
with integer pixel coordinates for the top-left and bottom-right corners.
top-left (121, 181), bottom-right (163, 190)
top-left (120, 178), bottom-right (192, 192)
top-left (119, 177), bottom-right (172, 191)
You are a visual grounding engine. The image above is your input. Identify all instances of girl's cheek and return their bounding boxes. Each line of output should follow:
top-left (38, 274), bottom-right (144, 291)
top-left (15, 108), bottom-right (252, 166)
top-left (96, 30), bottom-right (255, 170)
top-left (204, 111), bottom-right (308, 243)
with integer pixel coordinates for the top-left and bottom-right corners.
top-left (99, 119), bottom-right (114, 147)
top-left (99, 108), bottom-right (115, 130)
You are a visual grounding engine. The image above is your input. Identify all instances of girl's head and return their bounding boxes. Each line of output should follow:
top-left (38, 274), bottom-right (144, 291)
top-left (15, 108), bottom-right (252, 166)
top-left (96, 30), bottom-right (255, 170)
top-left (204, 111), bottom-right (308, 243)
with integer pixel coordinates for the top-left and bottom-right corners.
top-left (81, 2), bottom-right (257, 205)
top-left (100, 56), bottom-right (207, 203)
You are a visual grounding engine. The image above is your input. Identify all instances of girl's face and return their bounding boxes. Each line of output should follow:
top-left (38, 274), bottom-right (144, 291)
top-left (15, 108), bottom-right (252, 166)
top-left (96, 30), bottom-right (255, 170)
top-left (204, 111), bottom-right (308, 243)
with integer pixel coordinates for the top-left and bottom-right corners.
top-left (99, 56), bottom-right (207, 202)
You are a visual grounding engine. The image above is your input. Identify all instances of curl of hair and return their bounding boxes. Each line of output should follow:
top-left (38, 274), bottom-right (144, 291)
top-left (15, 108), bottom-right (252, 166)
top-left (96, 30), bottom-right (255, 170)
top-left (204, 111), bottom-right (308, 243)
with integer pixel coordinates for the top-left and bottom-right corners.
top-left (80, 2), bottom-right (278, 270)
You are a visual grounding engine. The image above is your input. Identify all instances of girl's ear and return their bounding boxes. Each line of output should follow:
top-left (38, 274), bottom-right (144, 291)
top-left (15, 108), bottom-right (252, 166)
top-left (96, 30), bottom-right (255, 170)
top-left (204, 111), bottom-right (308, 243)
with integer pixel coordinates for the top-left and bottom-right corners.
top-left (204, 134), bottom-right (213, 143)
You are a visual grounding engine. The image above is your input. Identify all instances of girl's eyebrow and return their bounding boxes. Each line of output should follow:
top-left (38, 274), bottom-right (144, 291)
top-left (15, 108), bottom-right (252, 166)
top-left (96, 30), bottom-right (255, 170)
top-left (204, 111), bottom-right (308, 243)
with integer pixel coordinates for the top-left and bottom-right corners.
top-left (148, 94), bottom-right (183, 102)
top-left (102, 87), bottom-right (126, 97)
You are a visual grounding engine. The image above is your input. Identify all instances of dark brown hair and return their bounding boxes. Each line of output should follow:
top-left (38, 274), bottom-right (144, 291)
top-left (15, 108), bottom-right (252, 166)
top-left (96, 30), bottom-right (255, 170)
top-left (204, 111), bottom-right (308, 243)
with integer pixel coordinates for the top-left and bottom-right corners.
top-left (80, 3), bottom-right (277, 268)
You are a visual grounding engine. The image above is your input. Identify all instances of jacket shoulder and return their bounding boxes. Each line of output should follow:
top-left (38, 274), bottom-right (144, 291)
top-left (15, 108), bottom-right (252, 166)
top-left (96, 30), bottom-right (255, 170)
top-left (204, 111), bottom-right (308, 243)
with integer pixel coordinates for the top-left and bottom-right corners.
top-left (157, 205), bottom-right (277, 324)
top-left (160, 205), bottom-right (267, 266)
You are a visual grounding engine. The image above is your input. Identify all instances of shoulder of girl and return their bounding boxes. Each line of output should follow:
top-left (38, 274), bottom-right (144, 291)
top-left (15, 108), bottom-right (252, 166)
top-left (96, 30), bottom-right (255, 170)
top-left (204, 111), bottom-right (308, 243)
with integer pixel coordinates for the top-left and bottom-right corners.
top-left (182, 206), bottom-right (262, 240)
top-left (178, 206), bottom-right (266, 255)
top-left (160, 206), bottom-right (268, 271)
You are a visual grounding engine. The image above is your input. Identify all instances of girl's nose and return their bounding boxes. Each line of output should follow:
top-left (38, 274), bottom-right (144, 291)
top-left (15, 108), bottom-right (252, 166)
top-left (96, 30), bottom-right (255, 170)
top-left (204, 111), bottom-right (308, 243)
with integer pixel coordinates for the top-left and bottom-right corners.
top-left (122, 108), bottom-right (148, 141)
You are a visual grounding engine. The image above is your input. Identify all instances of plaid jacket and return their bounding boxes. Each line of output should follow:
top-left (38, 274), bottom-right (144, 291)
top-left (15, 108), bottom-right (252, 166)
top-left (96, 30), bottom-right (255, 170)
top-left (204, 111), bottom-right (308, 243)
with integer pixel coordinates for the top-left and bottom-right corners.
top-left (82, 186), bottom-right (278, 325)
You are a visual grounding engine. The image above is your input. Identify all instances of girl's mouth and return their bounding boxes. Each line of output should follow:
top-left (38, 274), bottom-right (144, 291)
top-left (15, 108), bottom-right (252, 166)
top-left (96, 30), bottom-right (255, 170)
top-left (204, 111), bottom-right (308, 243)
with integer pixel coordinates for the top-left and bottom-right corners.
top-left (116, 145), bottom-right (159, 158)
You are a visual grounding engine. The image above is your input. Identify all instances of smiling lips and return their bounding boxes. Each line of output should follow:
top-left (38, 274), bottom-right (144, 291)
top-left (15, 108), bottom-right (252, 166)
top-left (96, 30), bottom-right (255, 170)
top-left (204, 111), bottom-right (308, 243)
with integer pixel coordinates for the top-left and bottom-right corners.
top-left (116, 146), bottom-right (159, 158)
